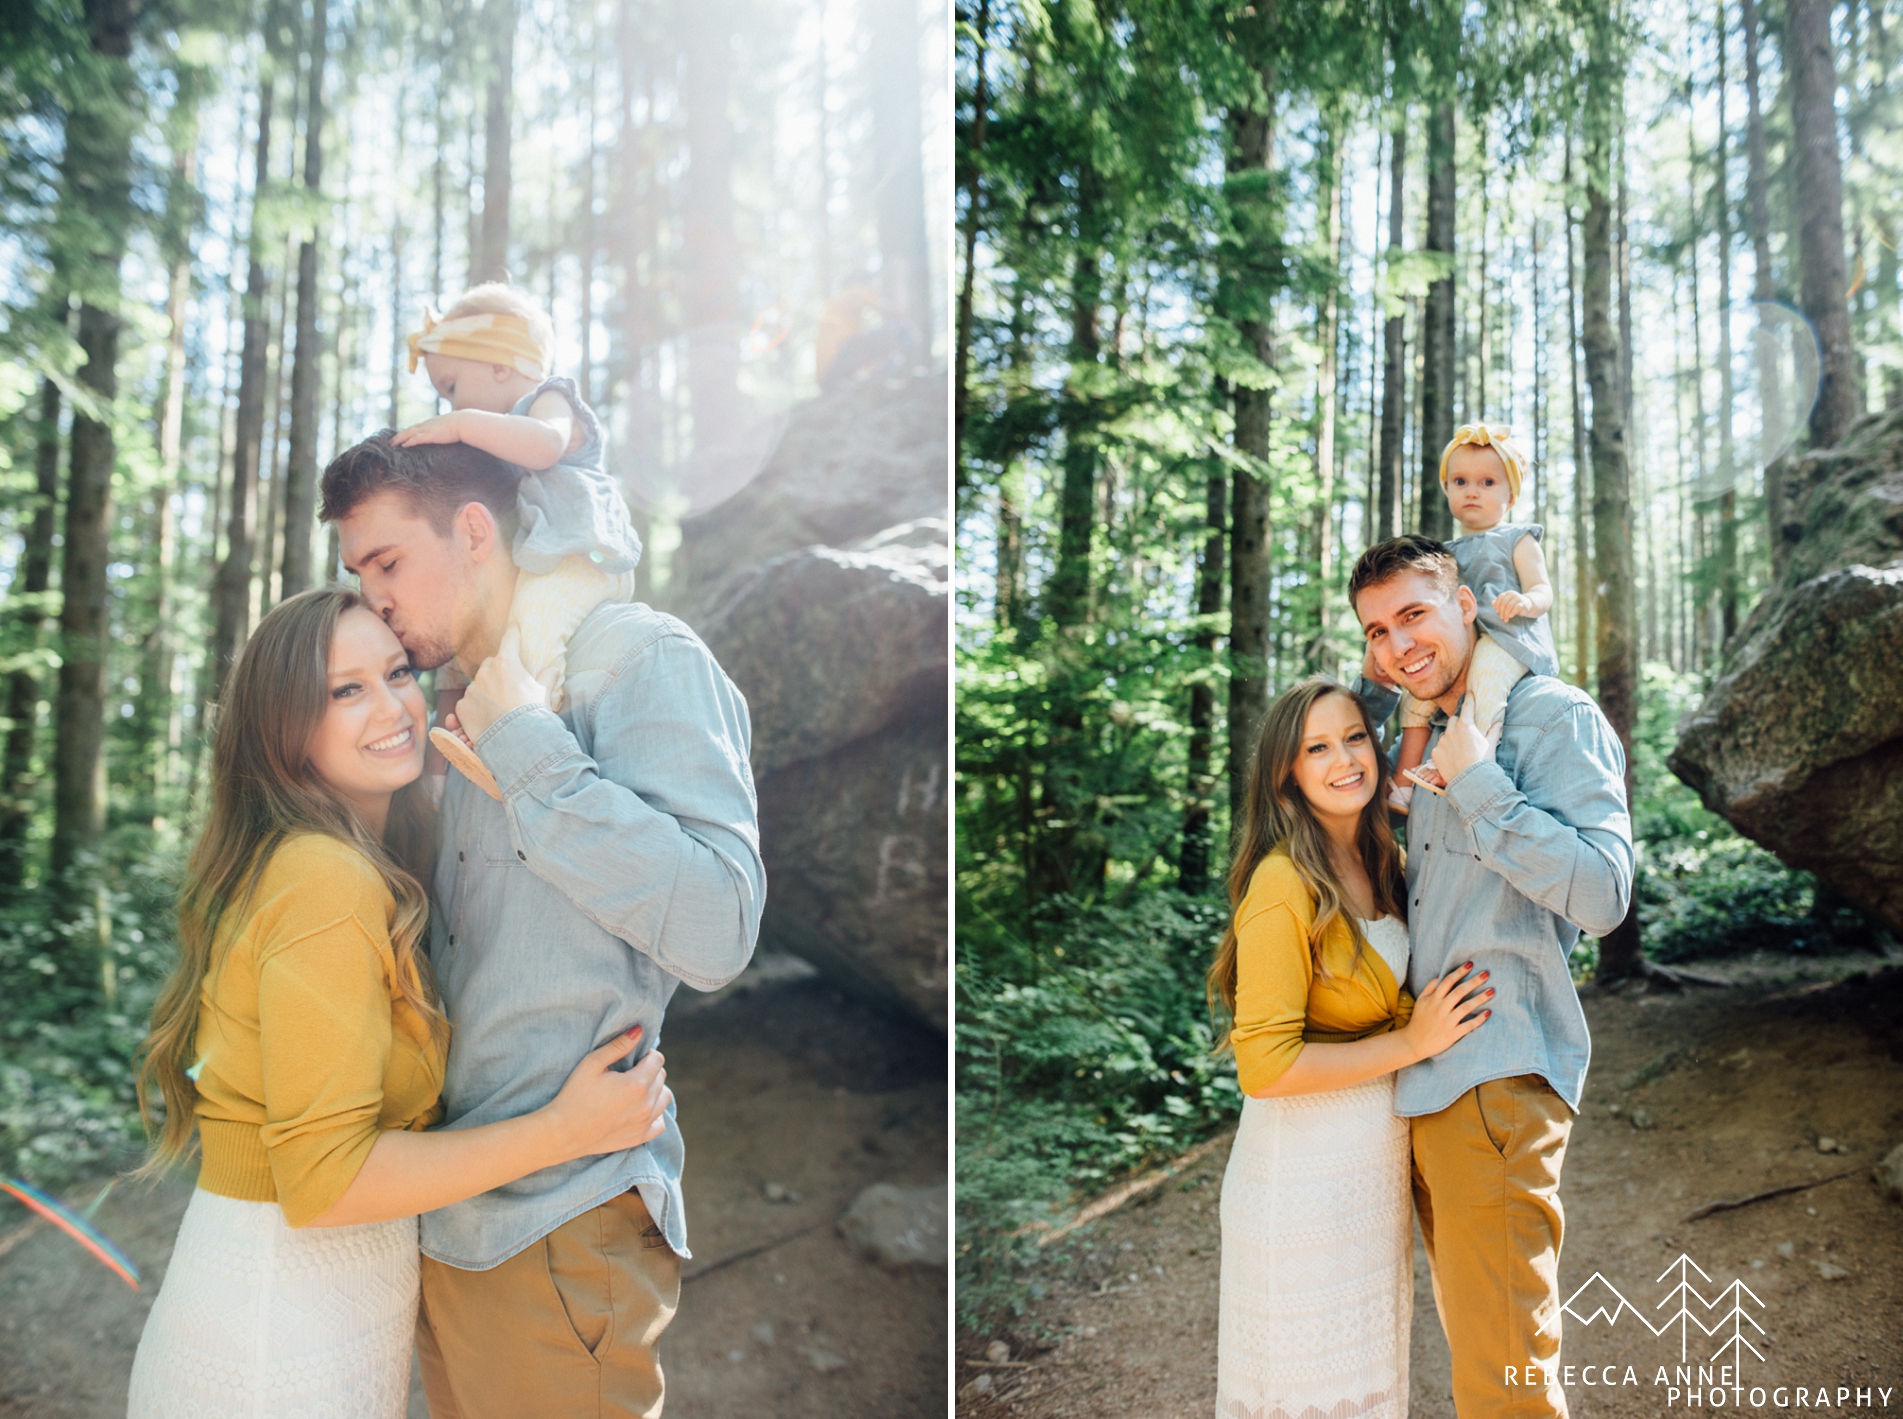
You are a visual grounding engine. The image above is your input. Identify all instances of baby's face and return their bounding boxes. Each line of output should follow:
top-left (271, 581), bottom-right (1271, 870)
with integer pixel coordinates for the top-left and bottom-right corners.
top-left (1444, 445), bottom-right (1514, 532)
top-left (423, 351), bottom-right (531, 415)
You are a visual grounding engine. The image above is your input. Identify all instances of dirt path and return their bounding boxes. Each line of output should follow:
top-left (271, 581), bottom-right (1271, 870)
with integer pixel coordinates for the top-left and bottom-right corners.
top-left (0, 956), bottom-right (947, 1418)
top-left (958, 954), bottom-right (1903, 1418)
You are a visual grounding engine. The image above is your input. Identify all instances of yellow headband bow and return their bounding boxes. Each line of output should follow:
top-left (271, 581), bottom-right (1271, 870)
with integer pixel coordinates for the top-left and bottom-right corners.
top-left (405, 307), bottom-right (549, 381)
top-left (1438, 421), bottom-right (1528, 502)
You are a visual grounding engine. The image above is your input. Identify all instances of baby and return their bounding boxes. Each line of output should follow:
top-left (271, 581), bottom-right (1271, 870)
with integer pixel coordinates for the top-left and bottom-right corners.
top-left (396, 283), bottom-right (643, 800)
top-left (1380, 423), bottom-right (1559, 812)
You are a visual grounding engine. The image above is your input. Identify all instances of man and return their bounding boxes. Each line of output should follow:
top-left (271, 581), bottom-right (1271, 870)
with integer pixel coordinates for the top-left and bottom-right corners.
top-left (320, 433), bottom-right (765, 1418)
top-left (1350, 535), bottom-right (1633, 1419)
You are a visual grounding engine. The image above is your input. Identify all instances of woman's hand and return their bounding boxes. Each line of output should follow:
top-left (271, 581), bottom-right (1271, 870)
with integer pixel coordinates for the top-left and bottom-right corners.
top-left (542, 1027), bottom-right (671, 1163)
top-left (1400, 961), bottom-right (1492, 1062)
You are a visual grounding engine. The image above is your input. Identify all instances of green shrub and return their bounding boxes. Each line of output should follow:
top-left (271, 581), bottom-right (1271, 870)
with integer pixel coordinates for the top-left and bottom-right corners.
top-left (0, 845), bottom-right (182, 1213)
top-left (955, 891), bottom-right (1235, 1323)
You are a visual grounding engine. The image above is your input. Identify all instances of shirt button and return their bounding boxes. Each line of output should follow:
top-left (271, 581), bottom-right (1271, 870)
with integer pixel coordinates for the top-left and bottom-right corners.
top-left (517, 850), bottom-right (526, 861)
top-left (458, 851), bottom-right (465, 862)
top-left (448, 935), bottom-right (457, 947)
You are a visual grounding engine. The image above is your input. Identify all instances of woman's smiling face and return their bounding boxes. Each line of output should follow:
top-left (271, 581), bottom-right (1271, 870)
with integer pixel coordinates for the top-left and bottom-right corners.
top-left (305, 607), bottom-right (427, 822)
top-left (1288, 690), bottom-right (1379, 831)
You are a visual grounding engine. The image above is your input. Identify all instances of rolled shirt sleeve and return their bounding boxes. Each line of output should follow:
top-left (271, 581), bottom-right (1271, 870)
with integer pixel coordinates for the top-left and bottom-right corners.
top-left (471, 629), bottom-right (765, 993)
top-left (256, 914), bottom-right (396, 1228)
top-left (1441, 698), bottom-right (1634, 937)
top-left (1229, 900), bottom-right (1312, 1097)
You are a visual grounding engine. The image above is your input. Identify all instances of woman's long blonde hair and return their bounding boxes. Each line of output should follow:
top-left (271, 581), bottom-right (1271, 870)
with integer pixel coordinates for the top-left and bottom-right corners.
top-left (135, 587), bottom-right (446, 1174)
top-left (1207, 678), bottom-right (1407, 1041)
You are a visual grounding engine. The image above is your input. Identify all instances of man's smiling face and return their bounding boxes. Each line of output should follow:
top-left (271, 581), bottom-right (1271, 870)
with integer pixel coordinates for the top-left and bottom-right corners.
top-left (1355, 567), bottom-right (1479, 709)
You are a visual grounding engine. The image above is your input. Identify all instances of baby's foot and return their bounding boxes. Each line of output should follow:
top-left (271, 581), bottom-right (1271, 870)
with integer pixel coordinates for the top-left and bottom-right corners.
top-left (1403, 763), bottom-right (1448, 797)
top-left (429, 725), bottom-right (501, 800)
top-left (1387, 782), bottom-right (1414, 815)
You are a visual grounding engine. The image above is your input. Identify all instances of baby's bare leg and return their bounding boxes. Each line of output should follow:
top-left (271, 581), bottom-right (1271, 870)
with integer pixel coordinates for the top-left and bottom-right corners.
top-left (1465, 635), bottom-right (1529, 734)
top-left (507, 559), bottom-right (639, 713)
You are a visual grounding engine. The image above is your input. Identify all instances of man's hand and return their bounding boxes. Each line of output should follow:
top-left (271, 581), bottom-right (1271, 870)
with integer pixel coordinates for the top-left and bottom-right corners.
top-left (1492, 589), bottom-right (1534, 621)
top-left (391, 412), bottom-right (468, 447)
top-left (1433, 696), bottom-right (1503, 787)
top-left (454, 626), bottom-right (555, 742)
top-left (1362, 644), bottom-right (1396, 689)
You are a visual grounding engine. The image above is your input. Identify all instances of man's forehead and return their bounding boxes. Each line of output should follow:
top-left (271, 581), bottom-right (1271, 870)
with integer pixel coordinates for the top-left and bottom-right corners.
top-left (337, 492), bottom-right (436, 551)
top-left (1357, 570), bottom-right (1449, 623)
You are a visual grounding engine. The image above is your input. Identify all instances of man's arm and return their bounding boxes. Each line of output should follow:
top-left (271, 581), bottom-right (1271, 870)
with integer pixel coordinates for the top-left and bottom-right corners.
top-left (1440, 698), bottom-right (1633, 936)
top-left (471, 630), bottom-right (765, 991)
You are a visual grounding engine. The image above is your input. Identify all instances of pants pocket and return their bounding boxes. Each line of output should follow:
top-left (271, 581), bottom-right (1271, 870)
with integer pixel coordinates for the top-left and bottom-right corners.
top-left (1472, 1077), bottom-right (1517, 1158)
top-left (545, 1212), bottom-right (611, 1359)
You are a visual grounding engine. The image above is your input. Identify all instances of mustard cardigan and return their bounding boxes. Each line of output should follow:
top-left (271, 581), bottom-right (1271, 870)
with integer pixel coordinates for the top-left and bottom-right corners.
top-left (1228, 849), bottom-right (1415, 1097)
top-left (189, 833), bottom-right (446, 1227)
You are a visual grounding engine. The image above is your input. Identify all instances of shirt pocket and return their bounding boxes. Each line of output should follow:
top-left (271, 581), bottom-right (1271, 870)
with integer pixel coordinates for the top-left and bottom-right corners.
top-left (478, 808), bottom-right (525, 867)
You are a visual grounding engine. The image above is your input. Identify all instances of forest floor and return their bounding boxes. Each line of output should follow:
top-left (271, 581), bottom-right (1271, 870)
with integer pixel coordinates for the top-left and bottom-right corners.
top-left (957, 950), bottom-right (1903, 1419)
top-left (0, 956), bottom-right (947, 1418)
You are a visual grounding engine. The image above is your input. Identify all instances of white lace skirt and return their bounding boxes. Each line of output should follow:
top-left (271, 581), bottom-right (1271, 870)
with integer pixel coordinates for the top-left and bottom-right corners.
top-left (1216, 1076), bottom-right (1412, 1419)
top-left (127, 1188), bottom-right (418, 1419)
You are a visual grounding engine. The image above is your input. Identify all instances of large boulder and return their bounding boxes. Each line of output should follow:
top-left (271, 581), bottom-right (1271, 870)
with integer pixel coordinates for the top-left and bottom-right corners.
top-left (1669, 406), bottom-right (1903, 932)
top-left (668, 369), bottom-right (947, 623)
top-left (668, 369), bottom-right (948, 1028)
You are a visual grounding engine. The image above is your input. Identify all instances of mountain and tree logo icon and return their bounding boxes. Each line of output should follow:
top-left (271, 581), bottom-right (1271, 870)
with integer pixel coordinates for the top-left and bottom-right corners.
top-left (1539, 1255), bottom-right (1768, 1364)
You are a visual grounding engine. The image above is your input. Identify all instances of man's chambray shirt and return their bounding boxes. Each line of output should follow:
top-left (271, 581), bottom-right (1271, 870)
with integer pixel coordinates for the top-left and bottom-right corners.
top-left (420, 601), bottom-right (764, 1269)
top-left (1364, 674), bottom-right (1633, 1118)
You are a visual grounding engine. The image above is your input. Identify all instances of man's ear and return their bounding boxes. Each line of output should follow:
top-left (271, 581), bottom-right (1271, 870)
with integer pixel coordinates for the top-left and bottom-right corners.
top-left (1455, 584), bottom-right (1478, 625)
top-left (456, 500), bottom-right (502, 562)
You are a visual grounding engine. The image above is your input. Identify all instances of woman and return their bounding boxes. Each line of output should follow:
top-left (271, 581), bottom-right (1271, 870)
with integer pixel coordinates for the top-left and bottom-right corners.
top-left (127, 588), bottom-right (671, 1418)
top-left (1210, 678), bottom-right (1492, 1419)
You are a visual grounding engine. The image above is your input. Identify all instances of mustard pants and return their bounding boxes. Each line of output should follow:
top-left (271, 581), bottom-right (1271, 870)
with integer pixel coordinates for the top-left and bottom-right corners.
top-left (416, 1189), bottom-right (681, 1419)
top-left (1411, 1074), bottom-right (1574, 1419)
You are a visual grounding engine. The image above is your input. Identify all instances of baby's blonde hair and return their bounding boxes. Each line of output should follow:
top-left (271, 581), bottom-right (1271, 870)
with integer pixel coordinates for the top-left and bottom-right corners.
top-left (1438, 422), bottom-right (1531, 502)
top-left (442, 283), bottom-right (557, 360)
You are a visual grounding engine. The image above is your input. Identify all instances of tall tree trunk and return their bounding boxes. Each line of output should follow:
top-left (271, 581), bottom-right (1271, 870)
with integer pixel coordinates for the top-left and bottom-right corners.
top-left (0, 377), bottom-right (64, 889)
top-left (1715, 0), bottom-right (1740, 643)
top-left (1310, 109), bottom-right (1343, 666)
top-left (1784, 0), bottom-right (1861, 448)
top-left (1566, 133), bottom-right (1592, 686)
top-left (1048, 213), bottom-right (1102, 627)
top-left (279, 0), bottom-right (327, 598)
top-left (681, 0), bottom-right (741, 459)
top-left (1378, 112), bottom-right (1406, 542)
top-left (477, 0), bottom-right (515, 282)
top-left (954, 0), bottom-right (991, 490)
top-left (51, 0), bottom-right (139, 889)
top-left (869, 0), bottom-right (933, 337)
top-left (1418, 100), bottom-right (1456, 540)
top-left (138, 107), bottom-right (199, 820)
top-left (1581, 24), bottom-right (1643, 980)
top-left (1181, 463), bottom-right (1227, 897)
top-left (1226, 91), bottom-right (1276, 825)
top-left (210, 44), bottom-right (281, 700)
top-left (1739, 0), bottom-right (1788, 571)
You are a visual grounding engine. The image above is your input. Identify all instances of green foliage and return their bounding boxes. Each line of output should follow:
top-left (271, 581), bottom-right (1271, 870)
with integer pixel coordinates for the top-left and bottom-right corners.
top-left (1627, 662), bottom-right (1821, 962)
top-left (955, 891), bottom-right (1233, 1325)
top-left (0, 838), bottom-right (180, 1216)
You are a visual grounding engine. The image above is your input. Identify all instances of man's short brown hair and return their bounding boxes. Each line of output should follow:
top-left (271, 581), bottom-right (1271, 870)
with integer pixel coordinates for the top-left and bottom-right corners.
top-left (1348, 535), bottom-right (1460, 614)
top-left (319, 430), bottom-right (522, 536)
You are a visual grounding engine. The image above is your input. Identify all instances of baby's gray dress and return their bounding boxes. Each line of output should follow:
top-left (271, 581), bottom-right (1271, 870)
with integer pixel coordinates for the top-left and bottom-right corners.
top-left (1453, 522), bottom-right (1559, 678)
top-left (509, 376), bottom-right (643, 575)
